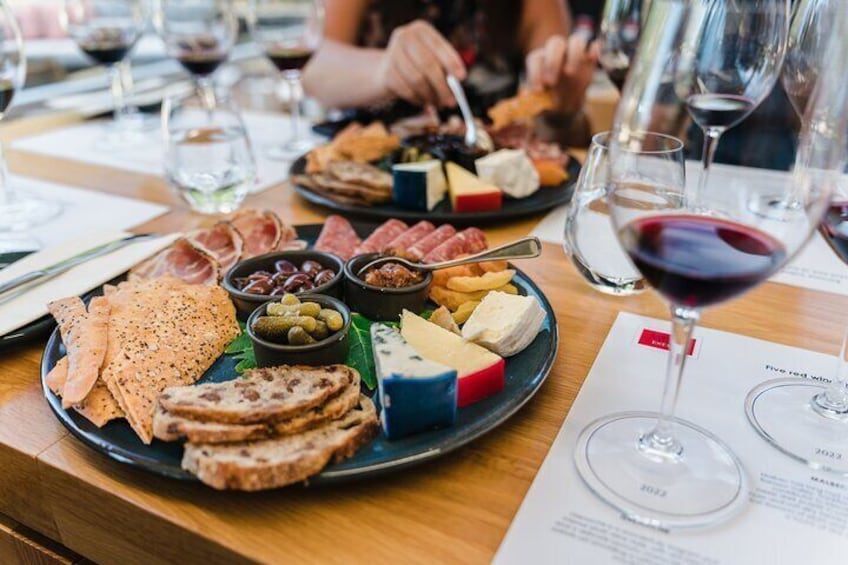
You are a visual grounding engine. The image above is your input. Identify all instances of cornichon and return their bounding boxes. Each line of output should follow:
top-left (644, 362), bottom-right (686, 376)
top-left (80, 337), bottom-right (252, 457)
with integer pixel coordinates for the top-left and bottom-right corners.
top-left (267, 301), bottom-right (321, 317)
top-left (253, 315), bottom-right (318, 340)
top-left (318, 308), bottom-right (344, 331)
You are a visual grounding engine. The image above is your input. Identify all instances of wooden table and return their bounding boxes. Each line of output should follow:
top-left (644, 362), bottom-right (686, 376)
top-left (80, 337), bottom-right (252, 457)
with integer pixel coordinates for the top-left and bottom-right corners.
top-left (0, 111), bottom-right (845, 565)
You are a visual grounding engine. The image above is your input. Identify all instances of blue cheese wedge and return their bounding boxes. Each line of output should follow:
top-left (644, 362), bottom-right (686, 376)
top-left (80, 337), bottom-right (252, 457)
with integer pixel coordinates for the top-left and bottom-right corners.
top-left (474, 149), bottom-right (540, 199)
top-left (461, 291), bottom-right (546, 356)
top-left (392, 160), bottom-right (447, 211)
top-left (371, 323), bottom-right (457, 439)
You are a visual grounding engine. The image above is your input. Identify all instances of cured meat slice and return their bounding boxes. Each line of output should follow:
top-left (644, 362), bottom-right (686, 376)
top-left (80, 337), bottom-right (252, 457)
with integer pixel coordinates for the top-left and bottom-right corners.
top-left (130, 238), bottom-right (220, 285)
top-left (280, 239), bottom-right (308, 251)
top-left (230, 209), bottom-right (296, 257)
top-left (423, 228), bottom-right (488, 263)
top-left (314, 215), bottom-right (362, 260)
top-left (406, 224), bottom-right (456, 260)
top-left (383, 221), bottom-right (435, 254)
top-left (188, 222), bottom-right (244, 273)
top-left (353, 219), bottom-right (408, 256)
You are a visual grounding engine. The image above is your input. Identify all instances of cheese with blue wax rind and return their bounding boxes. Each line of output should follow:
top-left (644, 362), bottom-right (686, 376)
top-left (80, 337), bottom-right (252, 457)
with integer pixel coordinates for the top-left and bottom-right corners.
top-left (391, 160), bottom-right (447, 211)
top-left (371, 323), bottom-right (458, 439)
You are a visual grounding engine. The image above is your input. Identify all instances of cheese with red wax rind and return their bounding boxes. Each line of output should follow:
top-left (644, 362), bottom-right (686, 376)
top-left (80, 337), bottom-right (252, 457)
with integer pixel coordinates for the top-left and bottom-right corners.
top-left (400, 310), bottom-right (505, 407)
top-left (445, 162), bottom-right (503, 213)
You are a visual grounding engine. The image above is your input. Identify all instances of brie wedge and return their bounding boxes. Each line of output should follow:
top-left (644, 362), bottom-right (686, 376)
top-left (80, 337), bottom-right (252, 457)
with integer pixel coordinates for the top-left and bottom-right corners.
top-left (461, 291), bottom-right (545, 356)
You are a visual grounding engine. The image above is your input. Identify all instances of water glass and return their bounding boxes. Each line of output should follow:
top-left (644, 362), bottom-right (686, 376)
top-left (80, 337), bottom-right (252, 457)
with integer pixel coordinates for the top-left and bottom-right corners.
top-left (563, 132), bottom-right (646, 295)
top-left (163, 95), bottom-right (256, 214)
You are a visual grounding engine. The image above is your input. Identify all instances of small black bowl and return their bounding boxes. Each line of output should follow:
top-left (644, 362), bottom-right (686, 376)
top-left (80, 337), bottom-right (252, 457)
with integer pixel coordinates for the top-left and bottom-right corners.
top-left (223, 250), bottom-right (344, 320)
top-left (343, 253), bottom-right (432, 322)
top-left (247, 294), bottom-right (351, 368)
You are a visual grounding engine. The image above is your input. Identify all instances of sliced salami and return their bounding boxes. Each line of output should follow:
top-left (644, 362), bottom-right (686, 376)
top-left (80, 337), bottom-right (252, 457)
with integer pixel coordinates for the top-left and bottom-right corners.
top-left (423, 228), bottom-right (488, 263)
top-left (230, 209), bottom-right (292, 257)
top-left (353, 219), bottom-right (408, 256)
top-left (187, 222), bottom-right (244, 273)
top-left (383, 221), bottom-right (435, 254)
top-left (406, 224), bottom-right (456, 260)
top-left (314, 215), bottom-right (362, 260)
top-left (130, 238), bottom-right (220, 285)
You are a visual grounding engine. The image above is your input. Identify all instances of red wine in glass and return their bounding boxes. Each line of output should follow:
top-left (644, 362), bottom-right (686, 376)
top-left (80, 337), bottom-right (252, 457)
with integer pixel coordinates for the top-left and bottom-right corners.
top-left (820, 202), bottom-right (848, 265)
top-left (686, 93), bottom-right (757, 130)
top-left (605, 66), bottom-right (628, 91)
top-left (78, 28), bottom-right (132, 65)
top-left (265, 46), bottom-right (313, 73)
top-left (175, 37), bottom-right (226, 76)
top-left (621, 214), bottom-right (787, 308)
top-left (0, 79), bottom-right (15, 114)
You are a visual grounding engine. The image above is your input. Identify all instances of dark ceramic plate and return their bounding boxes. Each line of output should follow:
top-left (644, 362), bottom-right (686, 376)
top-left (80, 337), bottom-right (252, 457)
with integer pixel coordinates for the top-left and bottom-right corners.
top-left (289, 155), bottom-right (581, 226)
top-left (41, 223), bottom-right (558, 484)
top-left (0, 250), bottom-right (55, 350)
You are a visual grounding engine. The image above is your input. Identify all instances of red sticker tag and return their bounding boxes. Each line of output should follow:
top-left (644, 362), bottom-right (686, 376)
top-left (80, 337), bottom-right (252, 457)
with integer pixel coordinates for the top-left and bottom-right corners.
top-left (638, 329), bottom-right (696, 356)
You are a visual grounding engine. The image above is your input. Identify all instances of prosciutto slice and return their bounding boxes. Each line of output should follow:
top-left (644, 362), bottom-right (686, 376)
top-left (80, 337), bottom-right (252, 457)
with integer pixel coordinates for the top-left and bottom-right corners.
top-left (188, 222), bottom-right (244, 273)
top-left (130, 238), bottom-right (220, 285)
top-left (229, 209), bottom-right (297, 257)
top-left (353, 219), bottom-right (408, 256)
top-left (423, 228), bottom-right (488, 263)
top-left (314, 215), bottom-right (362, 260)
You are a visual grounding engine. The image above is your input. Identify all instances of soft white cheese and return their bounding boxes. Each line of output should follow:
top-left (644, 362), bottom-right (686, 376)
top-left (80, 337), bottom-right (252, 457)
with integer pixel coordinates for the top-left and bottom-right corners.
top-left (461, 291), bottom-right (545, 356)
top-left (475, 149), bottom-right (540, 199)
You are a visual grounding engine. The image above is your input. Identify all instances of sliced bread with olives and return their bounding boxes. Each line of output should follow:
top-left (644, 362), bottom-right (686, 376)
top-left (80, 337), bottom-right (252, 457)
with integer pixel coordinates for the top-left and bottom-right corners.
top-left (158, 365), bottom-right (356, 425)
top-left (182, 395), bottom-right (379, 490)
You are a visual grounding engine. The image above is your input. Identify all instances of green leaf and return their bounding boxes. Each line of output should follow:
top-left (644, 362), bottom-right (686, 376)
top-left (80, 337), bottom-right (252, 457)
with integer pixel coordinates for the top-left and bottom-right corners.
top-left (234, 348), bottom-right (257, 374)
top-left (225, 323), bottom-right (257, 374)
top-left (225, 325), bottom-right (252, 354)
top-left (420, 309), bottom-right (434, 320)
top-left (345, 313), bottom-right (377, 390)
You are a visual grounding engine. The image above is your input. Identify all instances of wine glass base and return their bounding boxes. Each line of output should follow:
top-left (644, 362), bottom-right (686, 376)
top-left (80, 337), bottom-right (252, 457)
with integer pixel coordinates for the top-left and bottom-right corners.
top-left (746, 378), bottom-right (848, 475)
top-left (266, 138), bottom-right (316, 161)
top-left (746, 194), bottom-right (805, 222)
top-left (0, 196), bottom-right (62, 232)
top-left (574, 411), bottom-right (748, 530)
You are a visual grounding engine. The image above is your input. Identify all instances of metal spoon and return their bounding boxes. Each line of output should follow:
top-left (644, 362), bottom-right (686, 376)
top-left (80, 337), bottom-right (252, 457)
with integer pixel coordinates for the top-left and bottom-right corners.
top-left (356, 236), bottom-right (542, 277)
top-left (447, 74), bottom-right (478, 148)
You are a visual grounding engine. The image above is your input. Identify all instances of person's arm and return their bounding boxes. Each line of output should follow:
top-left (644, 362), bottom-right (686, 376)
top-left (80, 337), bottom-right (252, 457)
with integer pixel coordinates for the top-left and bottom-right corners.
top-left (301, 0), bottom-right (466, 109)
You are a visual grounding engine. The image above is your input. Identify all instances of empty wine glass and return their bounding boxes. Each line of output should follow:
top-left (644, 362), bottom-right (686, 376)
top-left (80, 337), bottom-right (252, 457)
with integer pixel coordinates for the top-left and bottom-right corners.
top-left (63, 0), bottom-right (148, 145)
top-left (746, 8), bottom-right (848, 475)
top-left (675, 0), bottom-right (788, 207)
top-left (599, 0), bottom-right (645, 91)
top-left (153, 0), bottom-right (237, 108)
top-left (574, 0), bottom-right (831, 530)
top-left (781, 0), bottom-right (834, 120)
top-left (163, 93), bottom-right (256, 215)
top-left (0, 2), bottom-right (61, 237)
top-left (248, 0), bottom-right (324, 159)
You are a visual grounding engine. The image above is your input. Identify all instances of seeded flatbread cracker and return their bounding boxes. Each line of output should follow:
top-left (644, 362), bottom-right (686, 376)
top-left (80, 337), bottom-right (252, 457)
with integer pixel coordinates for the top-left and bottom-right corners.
top-left (46, 356), bottom-right (125, 427)
top-left (325, 161), bottom-right (393, 190)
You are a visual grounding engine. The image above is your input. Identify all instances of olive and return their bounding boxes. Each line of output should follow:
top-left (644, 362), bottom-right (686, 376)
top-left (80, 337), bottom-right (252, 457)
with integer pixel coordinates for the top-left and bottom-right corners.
top-left (270, 286), bottom-right (288, 296)
top-left (300, 280), bottom-right (315, 291)
top-left (274, 260), bottom-right (297, 274)
top-left (313, 269), bottom-right (336, 286)
top-left (243, 278), bottom-right (273, 295)
top-left (248, 271), bottom-right (273, 280)
top-left (271, 272), bottom-right (289, 286)
top-left (282, 273), bottom-right (311, 293)
top-left (300, 260), bottom-right (323, 275)
top-left (233, 277), bottom-right (251, 290)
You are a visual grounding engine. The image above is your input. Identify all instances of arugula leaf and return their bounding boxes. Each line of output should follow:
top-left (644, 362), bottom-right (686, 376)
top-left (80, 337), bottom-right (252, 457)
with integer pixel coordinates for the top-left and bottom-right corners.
top-left (225, 323), bottom-right (257, 374)
top-left (225, 329), bottom-right (251, 354)
top-left (345, 313), bottom-right (377, 390)
top-left (234, 348), bottom-right (257, 373)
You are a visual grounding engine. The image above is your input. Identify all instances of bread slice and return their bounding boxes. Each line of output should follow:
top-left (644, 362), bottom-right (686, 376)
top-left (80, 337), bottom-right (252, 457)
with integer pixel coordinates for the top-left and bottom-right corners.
top-left (182, 395), bottom-right (379, 490)
top-left (158, 365), bottom-right (357, 425)
top-left (153, 372), bottom-right (360, 444)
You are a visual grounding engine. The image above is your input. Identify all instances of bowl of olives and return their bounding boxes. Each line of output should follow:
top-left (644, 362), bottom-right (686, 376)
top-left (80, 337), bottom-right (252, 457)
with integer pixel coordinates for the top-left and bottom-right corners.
top-left (247, 293), bottom-right (351, 368)
top-left (223, 250), bottom-right (344, 320)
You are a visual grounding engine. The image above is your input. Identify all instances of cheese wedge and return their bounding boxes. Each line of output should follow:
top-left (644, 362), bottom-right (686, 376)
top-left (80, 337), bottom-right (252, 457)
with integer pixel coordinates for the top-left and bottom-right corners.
top-left (392, 160), bottom-right (447, 211)
top-left (400, 310), bottom-right (505, 407)
top-left (461, 291), bottom-right (546, 356)
top-left (446, 161), bottom-right (503, 213)
top-left (475, 149), bottom-right (540, 199)
top-left (371, 323), bottom-right (458, 439)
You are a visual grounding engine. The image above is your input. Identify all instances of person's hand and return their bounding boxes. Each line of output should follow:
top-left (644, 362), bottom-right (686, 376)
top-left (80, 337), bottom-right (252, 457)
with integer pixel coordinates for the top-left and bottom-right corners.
top-left (377, 20), bottom-right (467, 108)
top-left (526, 34), bottom-right (599, 114)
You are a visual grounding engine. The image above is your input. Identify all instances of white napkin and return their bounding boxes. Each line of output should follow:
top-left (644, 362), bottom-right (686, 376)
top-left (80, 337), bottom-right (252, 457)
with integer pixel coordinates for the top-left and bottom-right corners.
top-left (0, 231), bottom-right (178, 337)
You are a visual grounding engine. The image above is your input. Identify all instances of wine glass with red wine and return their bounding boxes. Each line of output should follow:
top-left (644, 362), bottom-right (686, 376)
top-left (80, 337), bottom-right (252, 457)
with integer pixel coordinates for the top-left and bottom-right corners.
top-left (573, 0), bottom-right (831, 530)
top-left (746, 11), bottom-right (848, 475)
top-left (675, 0), bottom-right (788, 207)
top-left (153, 0), bottom-right (237, 108)
top-left (248, 0), bottom-right (324, 159)
top-left (63, 0), bottom-right (147, 145)
top-left (0, 2), bottom-right (61, 236)
top-left (599, 0), bottom-right (644, 92)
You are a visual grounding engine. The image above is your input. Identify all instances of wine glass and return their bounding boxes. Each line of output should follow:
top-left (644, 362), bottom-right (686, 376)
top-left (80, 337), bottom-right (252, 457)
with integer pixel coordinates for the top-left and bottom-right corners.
top-left (781, 0), bottom-right (834, 120)
top-left (598, 0), bottom-right (645, 92)
top-left (574, 0), bottom-right (832, 530)
top-left (746, 9), bottom-right (848, 475)
top-left (163, 93), bottom-right (256, 215)
top-left (248, 0), bottom-right (324, 159)
top-left (153, 0), bottom-right (238, 108)
top-left (63, 0), bottom-right (148, 144)
top-left (0, 2), bottom-right (61, 238)
top-left (676, 0), bottom-right (788, 207)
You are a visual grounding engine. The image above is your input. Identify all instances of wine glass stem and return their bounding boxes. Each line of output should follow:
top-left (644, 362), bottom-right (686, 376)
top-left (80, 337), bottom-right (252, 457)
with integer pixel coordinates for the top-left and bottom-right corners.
top-left (695, 127), bottom-right (723, 207)
top-left (109, 63), bottom-right (129, 128)
top-left (197, 76), bottom-right (216, 110)
top-left (814, 324), bottom-right (848, 416)
top-left (285, 72), bottom-right (302, 144)
top-left (0, 142), bottom-right (10, 207)
top-left (638, 305), bottom-right (700, 459)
